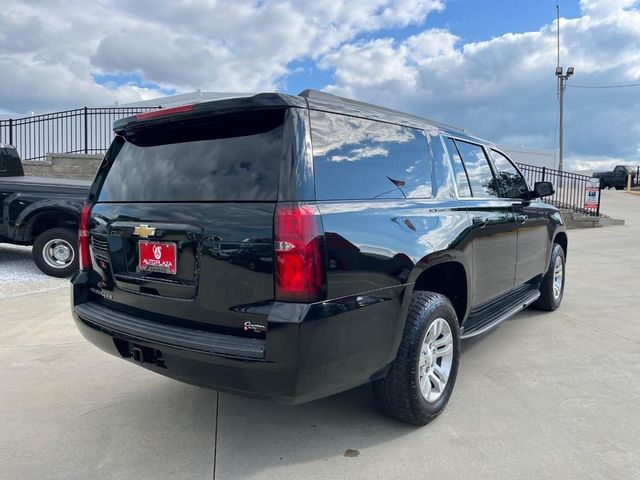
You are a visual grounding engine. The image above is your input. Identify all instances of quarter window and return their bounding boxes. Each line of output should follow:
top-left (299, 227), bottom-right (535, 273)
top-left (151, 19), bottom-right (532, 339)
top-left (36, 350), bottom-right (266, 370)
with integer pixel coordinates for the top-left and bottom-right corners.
top-left (453, 140), bottom-right (499, 198)
top-left (490, 150), bottom-right (529, 199)
top-left (310, 111), bottom-right (433, 201)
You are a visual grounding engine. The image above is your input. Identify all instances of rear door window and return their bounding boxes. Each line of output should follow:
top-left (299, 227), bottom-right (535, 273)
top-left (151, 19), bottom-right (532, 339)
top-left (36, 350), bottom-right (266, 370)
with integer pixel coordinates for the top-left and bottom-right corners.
top-left (443, 137), bottom-right (472, 197)
top-left (453, 140), bottom-right (499, 198)
top-left (310, 111), bottom-right (432, 200)
top-left (97, 110), bottom-right (285, 202)
top-left (490, 150), bottom-right (529, 199)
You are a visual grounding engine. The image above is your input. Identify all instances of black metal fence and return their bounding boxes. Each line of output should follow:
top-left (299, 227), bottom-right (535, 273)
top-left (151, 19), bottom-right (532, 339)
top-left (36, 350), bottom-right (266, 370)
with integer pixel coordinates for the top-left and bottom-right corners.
top-left (517, 163), bottom-right (600, 216)
top-left (0, 106), bottom-right (161, 161)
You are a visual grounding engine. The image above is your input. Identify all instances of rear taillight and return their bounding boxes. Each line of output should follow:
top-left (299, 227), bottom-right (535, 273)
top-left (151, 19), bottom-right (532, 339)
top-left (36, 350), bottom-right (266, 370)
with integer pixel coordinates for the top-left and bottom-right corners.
top-left (78, 203), bottom-right (93, 271)
top-left (274, 203), bottom-right (326, 302)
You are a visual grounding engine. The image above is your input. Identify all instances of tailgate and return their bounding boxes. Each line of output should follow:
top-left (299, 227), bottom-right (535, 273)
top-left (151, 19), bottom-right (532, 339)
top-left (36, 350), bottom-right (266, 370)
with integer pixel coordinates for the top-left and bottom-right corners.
top-left (84, 108), bottom-right (287, 337)
top-left (89, 202), bottom-right (275, 336)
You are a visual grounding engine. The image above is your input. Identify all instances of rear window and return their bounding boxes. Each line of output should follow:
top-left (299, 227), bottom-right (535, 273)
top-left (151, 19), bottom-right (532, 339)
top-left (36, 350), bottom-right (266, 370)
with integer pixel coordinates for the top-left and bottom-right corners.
top-left (97, 110), bottom-right (285, 202)
top-left (310, 111), bottom-right (432, 201)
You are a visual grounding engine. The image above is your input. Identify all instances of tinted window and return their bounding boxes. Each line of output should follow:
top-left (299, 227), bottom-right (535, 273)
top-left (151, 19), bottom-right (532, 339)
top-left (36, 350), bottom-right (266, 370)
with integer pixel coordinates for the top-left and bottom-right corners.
top-left (97, 111), bottom-right (284, 202)
top-left (428, 133), bottom-right (456, 199)
top-left (443, 137), bottom-right (471, 197)
top-left (454, 140), bottom-right (498, 198)
top-left (0, 151), bottom-right (6, 172)
top-left (490, 150), bottom-right (529, 198)
top-left (310, 111), bottom-right (432, 200)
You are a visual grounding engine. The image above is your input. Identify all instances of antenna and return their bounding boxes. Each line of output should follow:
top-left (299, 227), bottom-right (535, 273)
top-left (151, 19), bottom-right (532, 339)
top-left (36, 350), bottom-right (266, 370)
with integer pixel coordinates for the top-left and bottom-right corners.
top-left (556, 3), bottom-right (560, 68)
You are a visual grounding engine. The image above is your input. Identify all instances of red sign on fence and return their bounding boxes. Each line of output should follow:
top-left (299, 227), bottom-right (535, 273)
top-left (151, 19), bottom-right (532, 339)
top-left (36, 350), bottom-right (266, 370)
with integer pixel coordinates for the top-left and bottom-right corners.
top-left (585, 178), bottom-right (600, 210)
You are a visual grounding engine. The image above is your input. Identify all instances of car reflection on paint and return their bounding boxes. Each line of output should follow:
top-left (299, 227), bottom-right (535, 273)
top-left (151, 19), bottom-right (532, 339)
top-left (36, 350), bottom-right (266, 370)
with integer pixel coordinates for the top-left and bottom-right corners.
top-left (228, 237), bottom-right (273, 272)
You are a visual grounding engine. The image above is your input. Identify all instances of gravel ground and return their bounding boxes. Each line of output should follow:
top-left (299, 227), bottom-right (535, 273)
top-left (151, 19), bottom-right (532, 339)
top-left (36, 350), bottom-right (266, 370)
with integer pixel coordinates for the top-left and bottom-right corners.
top-left (0, 244), bottom-right (68, 300)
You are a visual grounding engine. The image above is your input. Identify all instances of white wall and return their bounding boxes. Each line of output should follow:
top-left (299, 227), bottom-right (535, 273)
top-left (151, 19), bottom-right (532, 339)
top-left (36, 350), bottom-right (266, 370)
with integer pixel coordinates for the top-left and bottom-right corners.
top-left (501, 146), bottom-right (558, 169)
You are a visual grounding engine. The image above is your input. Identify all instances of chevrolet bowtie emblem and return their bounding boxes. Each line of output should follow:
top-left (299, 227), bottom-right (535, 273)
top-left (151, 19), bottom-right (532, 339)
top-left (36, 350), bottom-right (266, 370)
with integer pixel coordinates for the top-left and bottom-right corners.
top-left (133, 225), bottom-right (156, 239)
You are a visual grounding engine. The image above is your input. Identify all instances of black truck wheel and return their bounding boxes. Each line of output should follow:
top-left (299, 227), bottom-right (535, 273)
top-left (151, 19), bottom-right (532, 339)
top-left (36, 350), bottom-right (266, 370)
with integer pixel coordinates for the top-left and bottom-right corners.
top-left (32, 228), bottom-right (79, 277)
top-left (372, 291), bottom-right (460, 426)
top-left (532, 243), bottom-right (566, 311)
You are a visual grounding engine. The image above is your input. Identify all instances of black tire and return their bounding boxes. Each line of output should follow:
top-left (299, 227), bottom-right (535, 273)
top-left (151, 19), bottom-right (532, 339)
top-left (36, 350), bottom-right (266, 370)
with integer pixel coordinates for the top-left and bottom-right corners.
top-left (532, 243), bottom-right (566, 311)
top-left (372, 291), bottom-right (460, 426)
top-left (32, 228), bottom-right (79, 278)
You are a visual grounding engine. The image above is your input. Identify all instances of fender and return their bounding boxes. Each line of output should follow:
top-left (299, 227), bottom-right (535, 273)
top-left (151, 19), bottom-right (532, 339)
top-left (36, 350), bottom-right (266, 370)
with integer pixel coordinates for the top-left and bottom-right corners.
top-left (550, 226), bottom-right (568, 259)
top-left (387, 249), bottom-right (472, 369)
top-left (11, 197), bottom-right (84, 242)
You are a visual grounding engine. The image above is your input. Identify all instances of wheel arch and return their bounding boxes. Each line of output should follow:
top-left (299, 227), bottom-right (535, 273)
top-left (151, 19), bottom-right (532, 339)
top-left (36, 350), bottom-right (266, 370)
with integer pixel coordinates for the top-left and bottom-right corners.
top-left (553, 230), bottom-right (568, 257)
top-left (411, 260), bottom-right (469, 325)
top-left (382, 252), bottom-right (470, 376)
top-left (16, 205), bottom-right (80, 242)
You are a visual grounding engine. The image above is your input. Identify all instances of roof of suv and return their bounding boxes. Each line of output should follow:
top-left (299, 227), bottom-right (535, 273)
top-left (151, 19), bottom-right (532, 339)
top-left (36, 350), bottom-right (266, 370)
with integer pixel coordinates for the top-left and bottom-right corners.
top-left (113, 89), bottom-right (488, 144)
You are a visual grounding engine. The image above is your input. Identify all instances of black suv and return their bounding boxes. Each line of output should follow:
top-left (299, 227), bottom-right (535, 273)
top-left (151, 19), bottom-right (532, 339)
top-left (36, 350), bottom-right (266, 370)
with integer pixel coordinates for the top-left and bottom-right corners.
top-left (71, 90), bottom-right (566, 425)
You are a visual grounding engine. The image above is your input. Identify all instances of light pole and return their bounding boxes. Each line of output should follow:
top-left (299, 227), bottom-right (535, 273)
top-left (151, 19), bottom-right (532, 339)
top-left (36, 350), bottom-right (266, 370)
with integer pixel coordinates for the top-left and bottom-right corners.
top-left (556, 66), bottom-right (574, 173)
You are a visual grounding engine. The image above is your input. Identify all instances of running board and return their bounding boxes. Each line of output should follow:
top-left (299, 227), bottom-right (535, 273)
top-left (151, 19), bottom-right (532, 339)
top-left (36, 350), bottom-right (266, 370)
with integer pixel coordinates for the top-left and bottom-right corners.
top-left (461, 287), bottom-right (540, 339)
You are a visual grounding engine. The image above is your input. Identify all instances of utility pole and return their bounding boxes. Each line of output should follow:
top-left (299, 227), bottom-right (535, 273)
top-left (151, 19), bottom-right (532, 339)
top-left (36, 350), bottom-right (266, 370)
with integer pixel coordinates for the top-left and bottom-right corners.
top-left (556, 66), bottom-right (574, 173)
top-left (555, 4), bottom-right (573, 173)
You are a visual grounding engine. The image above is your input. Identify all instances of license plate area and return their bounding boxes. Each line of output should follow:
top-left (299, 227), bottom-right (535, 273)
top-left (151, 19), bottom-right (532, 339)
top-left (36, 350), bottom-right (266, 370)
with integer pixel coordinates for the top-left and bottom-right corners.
top-left (138, 241), bottom-right (178, 275)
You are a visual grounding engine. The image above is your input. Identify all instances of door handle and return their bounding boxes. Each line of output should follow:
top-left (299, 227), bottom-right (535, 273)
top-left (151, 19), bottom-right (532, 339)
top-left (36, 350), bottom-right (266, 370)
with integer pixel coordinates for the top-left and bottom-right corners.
top-left (472, 216), bottom-right (489, 228)
top-left (516, 214), bottom-right (528, 224)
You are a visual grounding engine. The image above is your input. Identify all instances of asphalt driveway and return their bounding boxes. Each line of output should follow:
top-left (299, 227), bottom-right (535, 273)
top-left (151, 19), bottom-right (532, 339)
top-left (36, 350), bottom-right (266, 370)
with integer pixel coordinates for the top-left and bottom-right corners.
top-left (1, 190), bottom-right (639, 479)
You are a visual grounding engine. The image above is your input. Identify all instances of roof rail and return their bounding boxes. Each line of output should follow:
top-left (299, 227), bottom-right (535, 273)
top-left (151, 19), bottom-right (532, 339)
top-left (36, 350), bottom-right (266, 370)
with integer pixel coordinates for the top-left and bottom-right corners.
top-left (298, 89), bottom-right (464, 133)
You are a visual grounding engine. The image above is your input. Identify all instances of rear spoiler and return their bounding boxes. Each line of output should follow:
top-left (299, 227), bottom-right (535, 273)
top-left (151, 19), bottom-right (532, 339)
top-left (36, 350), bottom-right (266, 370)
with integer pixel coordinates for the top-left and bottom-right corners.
top-left (113, 93), bottom-right (305, 134)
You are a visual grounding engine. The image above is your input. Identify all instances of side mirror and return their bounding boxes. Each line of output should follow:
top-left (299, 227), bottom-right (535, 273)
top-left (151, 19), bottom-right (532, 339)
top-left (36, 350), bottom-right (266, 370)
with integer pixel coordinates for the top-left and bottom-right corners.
top-left (531, 181), bottom-right (555, 198)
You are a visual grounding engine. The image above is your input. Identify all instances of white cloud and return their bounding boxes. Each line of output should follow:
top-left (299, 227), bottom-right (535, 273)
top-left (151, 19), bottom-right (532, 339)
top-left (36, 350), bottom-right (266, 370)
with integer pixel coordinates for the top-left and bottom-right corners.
top-left (569, 155), bottom-right (630, 173)
top-left (0, 0), bottom-right (639, 170)
top-left (320, 0), bottom-right (640, 168)
top-left (332, 146), bottom-right (390, 162)
top-left (0, 0), bottom-right (443, 113)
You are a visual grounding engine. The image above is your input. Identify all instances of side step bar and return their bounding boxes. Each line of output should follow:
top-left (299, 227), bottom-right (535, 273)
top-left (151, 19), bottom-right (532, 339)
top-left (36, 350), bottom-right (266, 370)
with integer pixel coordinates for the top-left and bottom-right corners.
top-left (461, 287), bottom-right (540, 339)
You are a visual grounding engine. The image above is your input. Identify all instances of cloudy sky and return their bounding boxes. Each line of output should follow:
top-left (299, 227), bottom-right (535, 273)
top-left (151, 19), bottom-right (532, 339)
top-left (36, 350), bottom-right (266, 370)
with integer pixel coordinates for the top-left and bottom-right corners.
top-left (1, 0), bottom-right (639, 170)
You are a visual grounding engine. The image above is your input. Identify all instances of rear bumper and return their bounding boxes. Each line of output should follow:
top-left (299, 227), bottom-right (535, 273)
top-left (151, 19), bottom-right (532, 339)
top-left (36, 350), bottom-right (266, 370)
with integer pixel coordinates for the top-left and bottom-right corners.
top-left (71, 272), bottom-right (406, 404)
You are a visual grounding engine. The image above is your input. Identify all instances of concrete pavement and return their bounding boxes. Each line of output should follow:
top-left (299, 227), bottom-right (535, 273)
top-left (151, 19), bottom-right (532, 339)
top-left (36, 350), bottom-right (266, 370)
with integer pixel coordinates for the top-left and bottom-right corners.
top-left (1, 190), bottom-right (639, 479)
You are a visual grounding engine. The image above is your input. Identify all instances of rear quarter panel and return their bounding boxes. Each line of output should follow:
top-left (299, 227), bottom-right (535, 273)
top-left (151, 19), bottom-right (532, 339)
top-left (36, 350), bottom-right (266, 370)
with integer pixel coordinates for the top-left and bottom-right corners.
top-left (315, 198), bottom-right (472, 372)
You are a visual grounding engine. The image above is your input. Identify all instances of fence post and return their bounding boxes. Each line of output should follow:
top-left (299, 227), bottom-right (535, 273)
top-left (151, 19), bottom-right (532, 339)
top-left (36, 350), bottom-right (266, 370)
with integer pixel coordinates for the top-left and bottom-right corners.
top-left (542, 166), bottom-right (546, 182)
top-left (8, 118), bottom-right (13, 145)
top-left (83, 107), bottom-right (88, 154)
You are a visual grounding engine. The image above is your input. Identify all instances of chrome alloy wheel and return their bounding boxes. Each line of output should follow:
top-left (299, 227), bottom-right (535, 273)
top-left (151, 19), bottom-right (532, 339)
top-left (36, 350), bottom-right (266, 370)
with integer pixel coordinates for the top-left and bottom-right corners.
top-left (418, 317), bottom-right (454, 403)
top-left (42, 238), bottom-right (75, 269)
top-left (552, 255), bottom-right (564, 300)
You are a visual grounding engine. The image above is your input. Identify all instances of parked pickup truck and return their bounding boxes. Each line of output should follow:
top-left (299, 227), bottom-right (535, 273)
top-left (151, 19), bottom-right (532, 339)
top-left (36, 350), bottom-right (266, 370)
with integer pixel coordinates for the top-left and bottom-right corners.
top-left (0, 144), bottom-right (90, 277)
top-left (593, 165), bottom-right (636, 189)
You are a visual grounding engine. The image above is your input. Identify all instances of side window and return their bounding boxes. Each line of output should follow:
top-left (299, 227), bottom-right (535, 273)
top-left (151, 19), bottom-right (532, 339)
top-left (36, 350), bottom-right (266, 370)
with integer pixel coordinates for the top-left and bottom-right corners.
top-left (443, 137), bottom-right (471, 197)
top-left (0, 152), bottom-right (7, 172)
top-left (310, 111), bottom-right (432, 200)
top-left (454, 140), bottom-right (499, 198)
top-left (427, 133), bottom-right (456, 199)
top-left (490, 150), bottom-right (529, 199)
